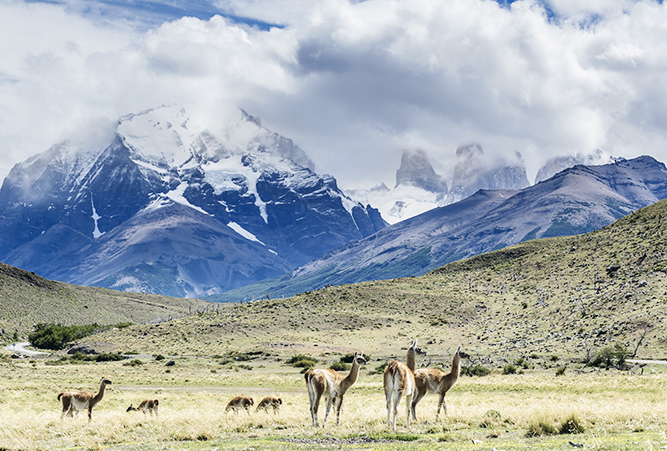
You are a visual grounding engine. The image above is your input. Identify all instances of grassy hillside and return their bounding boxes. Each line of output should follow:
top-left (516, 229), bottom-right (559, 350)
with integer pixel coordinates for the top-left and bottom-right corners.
top-left (0, 263), bottom-right (212, 342)
top-left (90, 198), bottom-right (667, 367)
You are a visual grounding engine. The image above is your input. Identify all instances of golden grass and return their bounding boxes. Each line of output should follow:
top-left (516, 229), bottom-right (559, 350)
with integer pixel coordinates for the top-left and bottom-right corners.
top-left (2, 356), bottom-right (667, 450)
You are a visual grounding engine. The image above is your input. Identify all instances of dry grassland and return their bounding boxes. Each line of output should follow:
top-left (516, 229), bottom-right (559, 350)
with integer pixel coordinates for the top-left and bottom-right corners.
top-left (1, 353), bottom-right (667, 450)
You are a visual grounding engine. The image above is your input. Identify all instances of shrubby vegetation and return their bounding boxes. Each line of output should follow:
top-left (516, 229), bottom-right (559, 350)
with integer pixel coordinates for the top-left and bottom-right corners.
top-left (461, 364), bottom-right (491, 377)
top-left (329, 361), bottom-right (349, 371)
top-left (28, 322), bottom-right (132, 350)
top-left (70, 352), bottom-right (125, 363)
top-left (286, 354), bottom-right (318, 370)
top-left (588, 343), bottom-right (628, 368)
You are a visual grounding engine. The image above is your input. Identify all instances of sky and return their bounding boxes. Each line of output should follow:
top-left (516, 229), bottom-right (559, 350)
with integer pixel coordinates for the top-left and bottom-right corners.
top-left (1, 0), bottom-right (667, 189)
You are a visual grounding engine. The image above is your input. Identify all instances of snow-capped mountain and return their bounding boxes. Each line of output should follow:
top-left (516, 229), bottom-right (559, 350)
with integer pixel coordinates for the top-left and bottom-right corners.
top-left (347, 145), bottom-right (529, 224)
top-left (211, 155), bottom-right (667, 301)
top-left (0, 104), bottom-right (386, 297)
top-left (534, 149), bottom-right (615, 184)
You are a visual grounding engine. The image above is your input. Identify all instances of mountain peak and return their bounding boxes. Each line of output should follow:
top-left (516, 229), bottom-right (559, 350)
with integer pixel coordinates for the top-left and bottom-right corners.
top-left (448, 144), bottom-right (529, 203)
top-left (395, 149), bottom-right (448, 194)
top-left (0, 104), bottom-right (385, 297)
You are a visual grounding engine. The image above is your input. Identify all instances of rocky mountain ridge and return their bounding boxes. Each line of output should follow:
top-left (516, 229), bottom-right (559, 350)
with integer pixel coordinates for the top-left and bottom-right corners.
top-left (348, 144), bottom-right (530, 224)
top-left (209, 155), bottom-right (667, 301)
top-left (0, 104), bottom-right (385, 297)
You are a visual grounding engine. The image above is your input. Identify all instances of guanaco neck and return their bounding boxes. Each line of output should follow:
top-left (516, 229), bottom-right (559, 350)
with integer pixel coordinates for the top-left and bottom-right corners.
top-left (406, 340), bottom-right (417, 373)
top-left (449, 346), bottom-right (462, 382)
top-left (93, 381), bottom-right (107, 404)
top-left (340, 359), bottom-right (361, 393)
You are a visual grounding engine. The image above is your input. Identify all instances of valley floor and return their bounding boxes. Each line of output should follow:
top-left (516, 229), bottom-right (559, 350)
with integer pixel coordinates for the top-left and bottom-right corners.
top-left (1, 352), bottom-right (667, 450)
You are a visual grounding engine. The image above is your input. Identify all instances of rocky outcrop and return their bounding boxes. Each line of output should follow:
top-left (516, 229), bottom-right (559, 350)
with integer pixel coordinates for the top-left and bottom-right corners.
top-left (448, 144), bottom-right (529, 203)
top-left (395, 149), bottom-right (448, 193)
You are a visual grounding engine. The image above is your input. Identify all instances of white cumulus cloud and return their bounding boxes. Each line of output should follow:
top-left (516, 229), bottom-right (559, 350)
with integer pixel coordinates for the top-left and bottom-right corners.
top-left (1, 0), bottom-right (667, 189)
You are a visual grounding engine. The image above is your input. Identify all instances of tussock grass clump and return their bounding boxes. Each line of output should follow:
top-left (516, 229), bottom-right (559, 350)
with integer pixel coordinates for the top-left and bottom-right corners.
top-left (558, 415), bottom-right (585, 434)
top-left (123, 359), bottom-right (144, 367)
top-left (526, 417), bottom-right (557, 437)
top-left (479, 409), bottom-right (503, 429)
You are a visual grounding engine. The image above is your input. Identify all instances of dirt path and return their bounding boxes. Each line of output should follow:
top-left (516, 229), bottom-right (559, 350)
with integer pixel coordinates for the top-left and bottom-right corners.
top-left (2, 342), bottom-right (48, 356)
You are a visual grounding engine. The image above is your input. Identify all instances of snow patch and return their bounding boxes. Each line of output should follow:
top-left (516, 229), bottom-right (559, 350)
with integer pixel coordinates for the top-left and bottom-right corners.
top-left (91, 194), bottom-right (105, 239)
top-left (165, 182), bottom-right (211, 216)
top-left (203, 157), bottom-right (268, 223)
top-left (227, 222), bottom-right (265, 245)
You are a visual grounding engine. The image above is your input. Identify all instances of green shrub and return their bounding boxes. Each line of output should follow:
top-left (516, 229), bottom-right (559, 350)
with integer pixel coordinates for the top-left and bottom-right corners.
top-left (590, 343), bottom-right (629, 368)
top-left (29, 323), bottom-right (99, 350)
top-left (461, 365), bottom-right (491, 377)
top-left (95, 353), bottom-right (125, 362)
top-left (555, 367), bottom-right (566, 376)
top-left (503, 364), bottom-right (517, 375)
top-left (286, 354), bottom-right (318, 369)
top-left (155, 354), bottom-right (166, 361)
top-left (329, 361), bottom-right (350, 371)
top-left (28, 322), bottom-right (132, 350)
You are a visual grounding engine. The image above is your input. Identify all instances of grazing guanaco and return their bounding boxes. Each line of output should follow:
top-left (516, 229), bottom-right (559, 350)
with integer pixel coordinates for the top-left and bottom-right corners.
top-left (58, 377), bottom-right (112, 422)
top-left (305, 351), bottom-right (367, 427)
top-left (384, 340), bottom-right (418, 430)
top-left (225, 396), bottom-right (254, 413)
top-left (256, 396), bottom-right (282, 413)
top-left (412, 345), bottom-right (462, 421)
top-left (126, 399), bottom-right (159, 417)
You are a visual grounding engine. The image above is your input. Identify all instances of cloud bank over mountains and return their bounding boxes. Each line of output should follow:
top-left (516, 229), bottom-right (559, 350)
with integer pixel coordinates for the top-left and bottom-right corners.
top-left (2, 0), bottom-right (667, 190)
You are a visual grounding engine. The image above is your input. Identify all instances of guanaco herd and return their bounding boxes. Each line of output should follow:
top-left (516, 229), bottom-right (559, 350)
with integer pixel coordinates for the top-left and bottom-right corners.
top-left (57, 340), bottom-right (460, 430)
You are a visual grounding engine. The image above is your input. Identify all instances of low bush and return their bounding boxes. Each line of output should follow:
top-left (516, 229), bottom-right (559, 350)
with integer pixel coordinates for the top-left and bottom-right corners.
top-left (28, 322), bottom-right (134, 350)
top-left (286, 354), bottom-right (318, 369)
top-left (503, 364), bottom-right (517, 375)
top-left (589, 343), bottom-right (628, 368)
top-left (329, 361), bottom-right (349, 371)
top-left (461, 365), bottom-right (491, 377)
top-left (69, 352), bottom-right (125, 363)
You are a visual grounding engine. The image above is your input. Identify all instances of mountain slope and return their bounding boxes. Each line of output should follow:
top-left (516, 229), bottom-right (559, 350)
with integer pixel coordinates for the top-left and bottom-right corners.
top-left (0, 262), bottom-right (210, 340)
top-left (95, 197), bottom-right (667, 362)
top-left (0, 104), bottom-right (385, 297)
top-left (209, 155), bottom-right (667, 301)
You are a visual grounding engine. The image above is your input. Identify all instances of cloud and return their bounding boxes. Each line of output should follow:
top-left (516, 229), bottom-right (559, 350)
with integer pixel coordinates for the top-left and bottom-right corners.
top-left (2, 0), bottom-right (667, 189)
